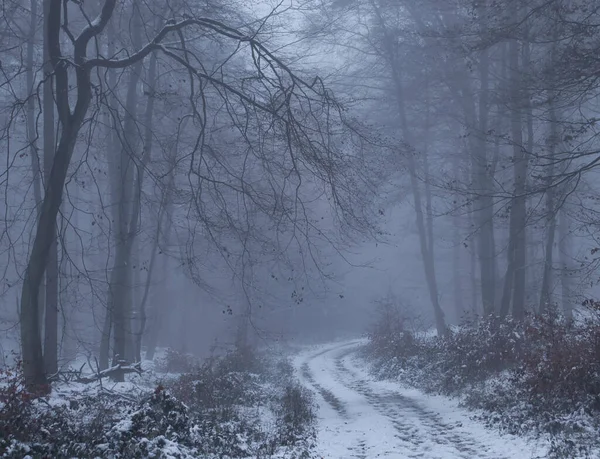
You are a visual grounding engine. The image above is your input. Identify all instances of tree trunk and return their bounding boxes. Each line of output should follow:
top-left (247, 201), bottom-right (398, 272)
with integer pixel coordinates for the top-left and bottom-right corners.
top-left (136, 192), bottom-right (171, 362)
top-left (453, 222), bottom-right (463, 323)
top-left (135, 185), bottom-right (172, 363)
top-left (143, 266), bottom-right (164, 361)
top-left (451, 155), bottom-right (464, 322)
top-left (422, 78), bottom-right (435, 272)
top-left (20, 0), bottom-right (117, 389)
top-left (523, 38), bottom-right (535, 312)
top-left (469, 210), bottom-right (478, 318)
top-left (43, 223), bottom-right (58, 374)
top-left (420, 78), bottom-right (445, 333)
top-left (111, 1), bottom-right (146, 374)
top-left (475, 33), bottom-right (496, 317)
top-left (42, 0), bottom-right (58, 375)
top-left (539, 71), bottom-right (559, 313)
top-left (499, 203), bottom-right (517, 317)
top-left (143, 163), bottom-right (176, 361)
top-left (21, 0), bottom-right (45, 389)
top-left (99, 28), bottom-right (118, 371)
top-left (405, 144), bottom-right (445, 334)
top-left (558, 206), bottom-right (573, 320)
top-left (131, 239), bottom-right (141, 361)
top-left (539, 206), bottom-right (557, 313)
top-left (26, 0), bottom-right (42, 220)
top-left (21, 112), bottom-right (90, 389)
top-left (134, 238), bottom-right (155, 362)
top-left (99, 295), bottom-right (112, 369)
top-left (25, 0), bottom-right (46, 340)
top-left (132, 49), bottom-right (158, 362)
top-left (508, 20), bottom-right (527, 320)
top-left (110, 244), bottom-right (134, 372)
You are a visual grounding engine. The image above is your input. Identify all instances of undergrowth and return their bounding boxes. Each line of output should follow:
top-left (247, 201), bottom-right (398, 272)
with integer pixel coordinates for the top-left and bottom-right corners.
top-left (0, 346), bottom-right (316, 458)
top-left (364, 298), bottom-right (600, 458)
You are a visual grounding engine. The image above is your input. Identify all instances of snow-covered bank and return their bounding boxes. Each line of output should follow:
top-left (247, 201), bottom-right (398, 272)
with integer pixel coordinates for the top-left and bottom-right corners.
top-left (0, 347), bottom-right (316, 458)
top-left (364, 311), bottom-right (600, 458)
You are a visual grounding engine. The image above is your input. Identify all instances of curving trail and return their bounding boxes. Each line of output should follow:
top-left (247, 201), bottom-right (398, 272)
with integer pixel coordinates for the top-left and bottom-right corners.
top-left (295, 341), bottom-right (546, 459)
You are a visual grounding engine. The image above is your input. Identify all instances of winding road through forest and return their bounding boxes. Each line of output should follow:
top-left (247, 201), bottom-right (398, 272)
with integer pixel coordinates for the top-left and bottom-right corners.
top-left (295, 341), bottom-right (546, 459)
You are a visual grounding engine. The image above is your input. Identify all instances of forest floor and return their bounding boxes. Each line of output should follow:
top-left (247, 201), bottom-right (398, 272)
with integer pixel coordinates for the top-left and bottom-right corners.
top-left (4, 336), bottom-right (594, 458)
top-left (295, 340), bottom-right (550, 459)
top-left (0, 347), bottom-right (317, 458)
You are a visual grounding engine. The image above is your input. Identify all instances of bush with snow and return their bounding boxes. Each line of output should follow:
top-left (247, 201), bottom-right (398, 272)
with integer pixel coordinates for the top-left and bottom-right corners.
top-left (0, 345), bottom-right (316, 459)
top-left (365, 307), bottom-right (600, 458)
top-left (155, 348), bottom-right (200, 374)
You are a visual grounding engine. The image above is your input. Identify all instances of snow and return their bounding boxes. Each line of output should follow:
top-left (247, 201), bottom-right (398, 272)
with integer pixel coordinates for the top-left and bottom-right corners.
top-left (294, 340), bottom-right (550, 458)
top-left (113, 418), bottom-right (133, 433)
top-left (3, 343), bottom-right (560, 458)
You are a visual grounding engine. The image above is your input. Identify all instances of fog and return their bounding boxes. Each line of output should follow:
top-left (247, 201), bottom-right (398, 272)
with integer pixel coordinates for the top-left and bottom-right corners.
top-left (1, 0), bottom-right (599, 386)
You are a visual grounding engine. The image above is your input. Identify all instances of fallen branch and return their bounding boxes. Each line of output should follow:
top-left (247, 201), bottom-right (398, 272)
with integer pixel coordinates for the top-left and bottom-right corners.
top-left (48, 361), bottom-right (143, 384)
top-left (77, 361), bottom-right (143, 383)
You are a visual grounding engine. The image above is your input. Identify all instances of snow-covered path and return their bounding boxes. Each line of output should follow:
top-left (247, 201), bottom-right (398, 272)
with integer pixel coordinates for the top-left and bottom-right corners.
top-left (295, 340), bottom-right (547, 459)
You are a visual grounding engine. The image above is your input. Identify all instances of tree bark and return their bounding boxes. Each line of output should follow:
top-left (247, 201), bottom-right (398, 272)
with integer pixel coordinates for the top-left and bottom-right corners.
top-left (452, 161), bottom-right (463, 323)
top-left (469, 207), bottom-right (478, 318)
top-left (474, 35), bottom-right (497, 317)
top-left (42, 0), bottom-right (58, 375)
top-left (499, 203), bottom-right (517, 317)
top-left (133, 50), bottom-right (159, 362)
top-left (143, 255), bottom-right (165, 361)
top-left (99, 285), bottom-right (112, 369)
top-left (523, 38), bottom-right (535, 311)
top-left (26, 0), bottom-right (42, 217)
top-left (111, 0), bottom-right (147, 373)
top-left (20, 0), bottom-right (118, 389)
top-left (144, 146), bottom-right (178, 361)
top-left (539, 199), bottom-right (557, 313)
top-left (99, 27), bottom-right (118, 371)
top-left (558, 205), bottom-right (573, 320)
top-left (422, 78), bottom-right (435, 275)
top-left (25, 0), bottom-right (47, 340)
top-left (137, 205), bottom-right (172, 361)
top-left (21, 0), bottom-right (46, 390)
top-left (508, 18), bottom-right (527, 320)
top-left (21, 99), bottom-right (84, 390)
top-left (539, 39), bottom-right (559, 313)
top-left (403, 125), bottom-right (446, 334)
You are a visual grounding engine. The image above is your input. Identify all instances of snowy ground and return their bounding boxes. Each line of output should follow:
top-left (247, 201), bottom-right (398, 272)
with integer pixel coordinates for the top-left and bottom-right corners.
top-left (294, 340), bottom-right (549, 459)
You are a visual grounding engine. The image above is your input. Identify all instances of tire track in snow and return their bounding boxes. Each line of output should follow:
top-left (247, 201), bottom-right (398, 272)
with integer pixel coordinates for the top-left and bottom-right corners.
top-left (332, 346), bottom-right (501, 459)
top-left (301, 361), bottom-right (348, 418)
top-left (297, 341), bottom-right (543, 459)
top-left (298, 342), bottom-right (444, 458)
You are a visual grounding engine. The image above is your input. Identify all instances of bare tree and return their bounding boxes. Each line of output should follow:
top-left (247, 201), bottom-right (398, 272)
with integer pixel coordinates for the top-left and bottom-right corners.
top-left (18, 0), bottom-right (376, 388)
